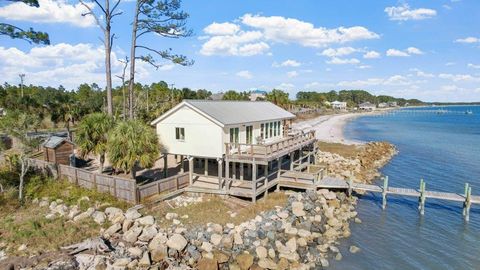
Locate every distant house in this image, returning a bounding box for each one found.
[388,101,398,107]
[43,136,74,165]
[331,101,347,111]
[359,102,376,111]
[249,89,267,101]
[378,102,388,108]
[209,93,224,101]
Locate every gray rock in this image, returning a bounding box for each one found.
[138,251,151,267]
[256,246,267,259]
[123,226,142,243]
[105,207,123,219]
[292,201,306,217]
[138,225,157,242]
[167,233,187,251]
[349,245,360,254]
[148,233,168,250]
[73,207,95,222]
[92,211,106,224]
[125,208,142,220]
[104,223,121,237]
[136,215,155,226]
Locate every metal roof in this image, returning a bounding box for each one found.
[43,136,72,148]
[185,100,295,125]
[151,100,295,126]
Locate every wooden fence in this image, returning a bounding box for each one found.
[137,172,189,201]
[27,158,190,204]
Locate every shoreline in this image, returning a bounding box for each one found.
[293,109,393,145]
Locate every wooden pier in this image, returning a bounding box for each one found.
[316,176,479,221]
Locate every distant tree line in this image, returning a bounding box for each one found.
[296,90,423,107]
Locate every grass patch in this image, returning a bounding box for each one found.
[317,141,364,159]
[24,176,131,211]
[0,174,131,256]
[149,192,288,228]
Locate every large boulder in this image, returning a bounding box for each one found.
[166,234,187,251]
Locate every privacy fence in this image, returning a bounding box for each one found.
[28,158,188,204]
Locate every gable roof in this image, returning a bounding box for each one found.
[43,136,72,148]
[151,100,295,127]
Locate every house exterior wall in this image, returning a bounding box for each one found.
[155,106,224,158]
[44,141,74,165]
[223,120,285,145]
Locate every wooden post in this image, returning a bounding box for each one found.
[264,163,269,198]
[232,162,236,179]
[204,158,208,176]
[225,159,230,179]
[276,157,281,192]
[348,178,353,197]
[240,163,244,180]
[463,183,472,221]
[188,156,194,186]
[382,176,388,210]
[419,179,426,215]
[180,155,184,173]
[252,158,257,203]
[312,143,317,165]
[217,158,223,190]
[163,154,168,178]
[290,152,294,170]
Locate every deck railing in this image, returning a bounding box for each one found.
[225,130,316,158]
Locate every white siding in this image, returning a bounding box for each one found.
[155,106,224,158]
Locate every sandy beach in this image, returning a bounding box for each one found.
[293,111,380,145]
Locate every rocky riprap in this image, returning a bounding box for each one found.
[5,189,358,270]
[316,142,397,183]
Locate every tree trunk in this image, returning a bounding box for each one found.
[105,0,113,115]
[18,156,28,201]
[122,81,126,120]
[131,167,136,179]
[99,154,105,173]
[128,1,140,120]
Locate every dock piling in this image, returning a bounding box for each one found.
[419,179,426,215]
[382,176,388,209]
[464,183,472,221]
[348,178,353,197]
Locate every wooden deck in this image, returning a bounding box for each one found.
[225,131,316,164]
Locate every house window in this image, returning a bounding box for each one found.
[265,123,269,139]
[230,127,239,144]
[246,125,253,144]
[273,122,277,136]
[278,121,281,136]
[269,122,273,138]
[260,123,265,139]
[175,127,185,141]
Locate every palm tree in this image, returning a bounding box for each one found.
[106,120,159,179]
[75,113,114,173]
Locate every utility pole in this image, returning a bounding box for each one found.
[19,74,25,98]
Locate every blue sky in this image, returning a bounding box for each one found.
[0,0,479,102]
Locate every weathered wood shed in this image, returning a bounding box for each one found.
[43,136,74,165]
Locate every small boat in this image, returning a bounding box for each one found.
[465,110,473,115]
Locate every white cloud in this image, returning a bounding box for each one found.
[326,57,360,65]
[273,59,301,67]
[0,0,95,27]
[203,22,240,36]
[385,4,437,21]
[414,69,435,78]
[275,82,295,90]
[201,14,378,56]
[0,43,137,88]
[320,47,358,57]
[358,65,371,69]
[455,37,479,43]
[304,82,335,89]
[236,70,253,79]
[468,63,480,69]
[386,49,410,57]
[287,71,298,78]
[445,62,456,66]
[386,47,423,57]
[337,75,413,88]
[200,30,269,56]
[363,51,380,59]
[406,47,424,55]
[438,73,480,82]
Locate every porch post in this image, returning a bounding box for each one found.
[247,164,252,179]
[240,163,244,180]
[290,152,294,170]
[188,156,194,186]
[264,163,269,198]
[252,158,257,203]
[163,154,168,178]
[232,162,236,179]
[217,158,223,189]
[276,157,281,192]
[225,159,230,180]
[204,158,208,176]
[299,146,303,163]
[180,155,184,173]
[312,143,317,165]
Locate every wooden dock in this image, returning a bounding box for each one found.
[316,176,479,221]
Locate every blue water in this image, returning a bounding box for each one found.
[331,106,480,270]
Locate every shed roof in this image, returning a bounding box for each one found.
[151,100,295,126]
[43,136,72,148]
